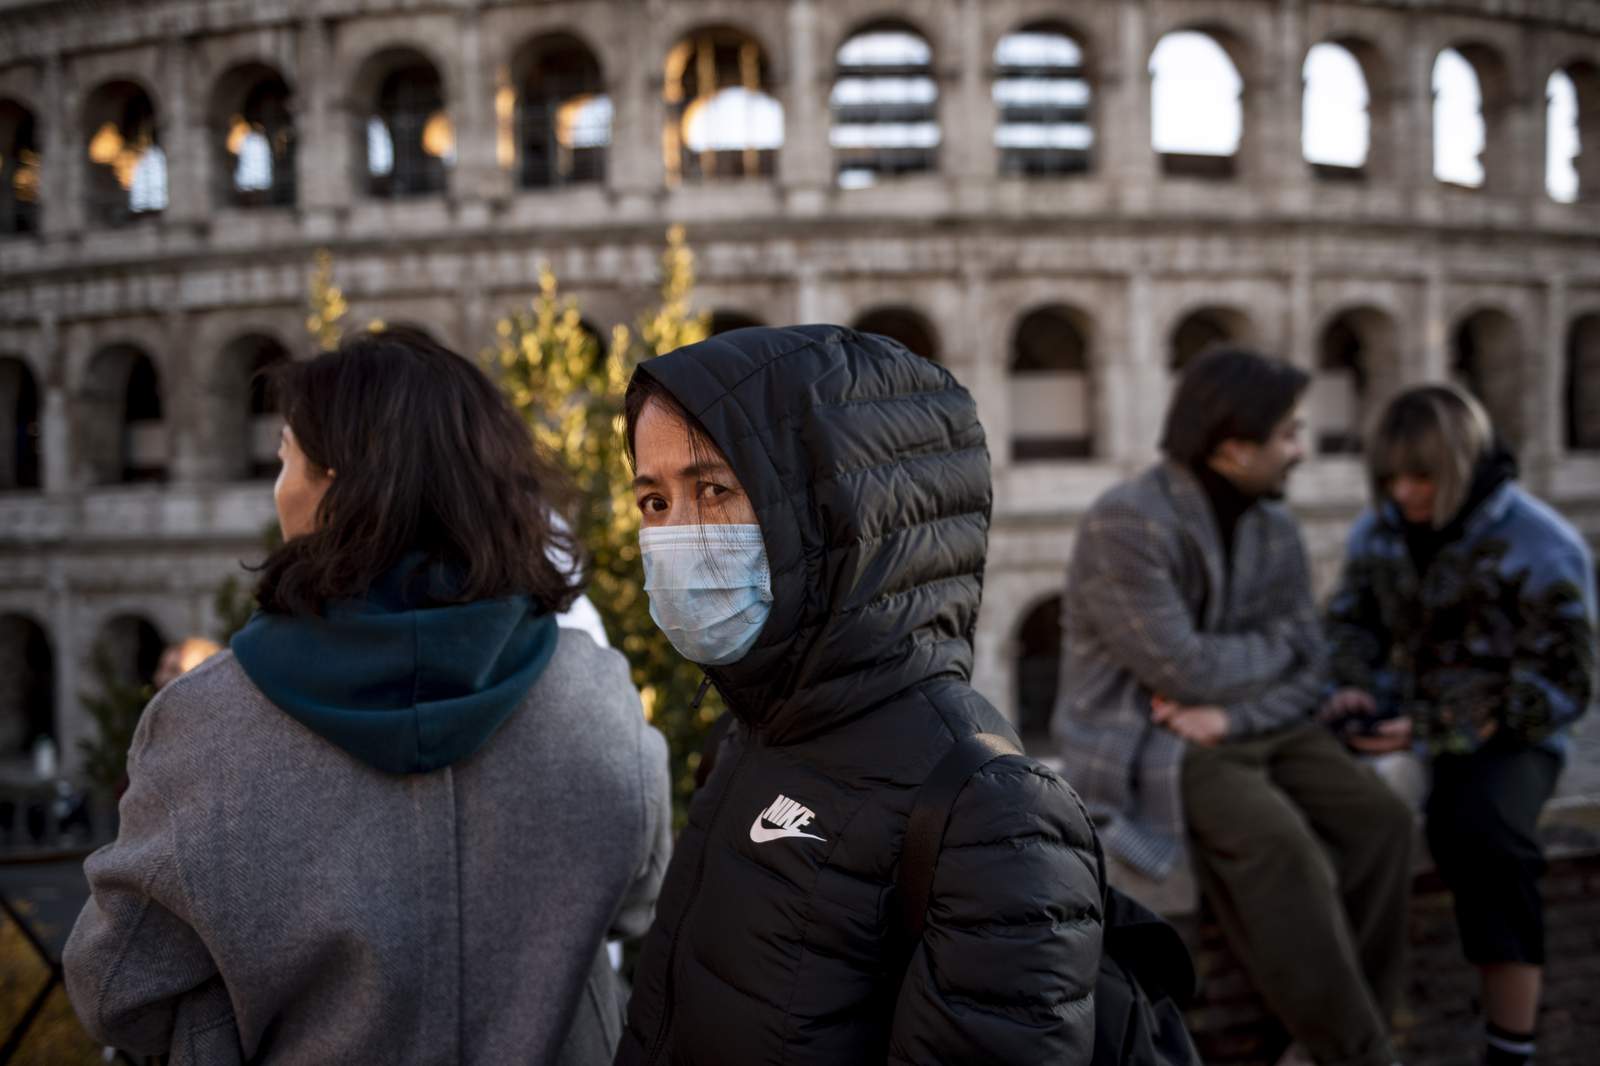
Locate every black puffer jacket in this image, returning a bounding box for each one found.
[616,326,1103,1066]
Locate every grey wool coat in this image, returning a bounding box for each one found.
[63,630,671,1066]
[1052,461,1328,879]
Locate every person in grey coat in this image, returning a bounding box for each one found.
[1053,348,1413,1066]
[63,326,672,1065]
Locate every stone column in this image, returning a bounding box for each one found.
[1103,0,1155,204]
[1528,277,1567,494]
[164,309,205,486]
[48,559,83,777]
[44,52,85,238]
[1112,271,1164,465]
[1403,35,1436,192]
[959,262,1006,466]
[1255,0,1306,189]
[162,36,203,228]
[778,0,828,212]
[298,16,348,231]
[452,9,499,218]
[1418,269,1448,382]
[608,7,663,217]
[949,0,994,207]
[38,315,70,495]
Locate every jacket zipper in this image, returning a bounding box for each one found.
[643,734,752,1063]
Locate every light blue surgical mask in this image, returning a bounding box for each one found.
[639,523,773,666]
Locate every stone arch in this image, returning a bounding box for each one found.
[1450,307,1525,449]
[209,61,297,208]
[1302,39,1386,181]
[1012,594,1062,745]
[83,78,166,225]
[0,613,54,760]
[1433,43,1514,191]
[664,25,782,185]
[1009,305,1094,460]
[994,21,1093,178]
[1312,306,1400,455]
[509,32,609,189]
[1546,61,1600,204]
[79,343,166,485]
[0,97,41,235]
[1149,26,1251,179]
[832,19,938,188]
[92,613,165,689]
[1168,305,1256,372]
[353,47,452,199]
[210,333,290,481]
[853,306,939,362]
[1566,313,1600,452]
[0,355,41,490]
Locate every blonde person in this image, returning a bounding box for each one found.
[65,327,671,1065]
[1325,384,1596,1066]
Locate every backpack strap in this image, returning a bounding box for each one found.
[897,732,1022,941]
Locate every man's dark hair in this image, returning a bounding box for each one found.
[1159,346,1310,464]
[253,326,582,616]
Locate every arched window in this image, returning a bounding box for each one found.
[1014,596,1062,745]
[0,356,40,490]
[832,24,938,188]
[708,311,764,335]
[1452,308,1523,448]
[1566,314,1600,451]
[1433,45,1512,191]
[511,35,609,188]
[358,50,451,198]
[664,28,782,184]
[0,99,40,235]
[853,307,938,361]
[212,64,296,208]
[1547,65,1600,204]
[94,614,165,689]
[0,614,54,761]
[1010,307,1093,460]
[1150,31,1243,178]
[994,25,1091,177]
[1169,306,1253,372]
[84,80,165,225]
[213,334,289,480]
[1313,308,1398,455]
[1303,42,1370,178]
[81,344,165,485]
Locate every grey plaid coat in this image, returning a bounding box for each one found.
[1051,461,1328,879]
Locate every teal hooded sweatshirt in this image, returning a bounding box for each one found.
[230,556,559,774]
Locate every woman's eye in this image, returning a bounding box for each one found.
[638,495,667,514]
[698,482,729,501]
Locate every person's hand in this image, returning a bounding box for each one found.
[1346,716,1413,754]
[1319,687,1376,723]
[1152,697,1229,747]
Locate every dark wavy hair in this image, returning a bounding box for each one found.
[1160,346,1310,464]
[253,326,583,616]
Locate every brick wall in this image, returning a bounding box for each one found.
[1176,851,1600,1065]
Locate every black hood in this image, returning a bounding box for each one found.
[634,324,991,744]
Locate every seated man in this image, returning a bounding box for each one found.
[1053,347,1413,1066]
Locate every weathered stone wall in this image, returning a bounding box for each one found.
[2,0,1600,787]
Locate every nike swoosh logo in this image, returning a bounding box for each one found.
[749,817,826,844]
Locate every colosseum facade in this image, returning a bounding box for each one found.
[2,0,1599,788]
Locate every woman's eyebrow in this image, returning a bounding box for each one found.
[632,462,735,491]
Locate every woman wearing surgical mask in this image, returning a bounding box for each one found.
[615,325,1104,1066]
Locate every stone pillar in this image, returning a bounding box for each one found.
[794,261,823,323]
[48,559,83,778]
[452,9,498,215]
[1403,36,1436,192]
[778,0,828,212]
[1287,251,1314,371]
[1256,0,1307,189]
[38,315,70,495]
[162,36,203,228]
[1419,270,1448,382]
[959,263,1006,466]
[609,8,663,216]
[1113,271,1164,465]
[165,309,205,485]
[298,16,348,228]
[1529,277,1568,494]
[43,52,84,238]
[949,0,994,207]
[1103,0,1155,202]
